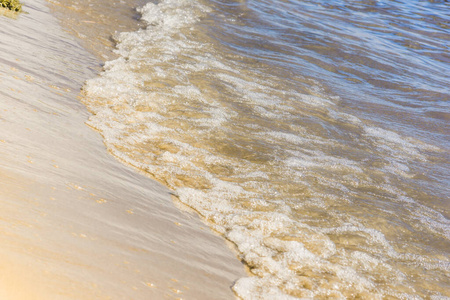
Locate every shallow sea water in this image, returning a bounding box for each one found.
[76,0,449,298]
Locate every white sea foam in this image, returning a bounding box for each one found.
[82,0,450,298]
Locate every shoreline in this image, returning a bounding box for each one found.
[0,1,246,299]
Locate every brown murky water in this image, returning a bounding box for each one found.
[53,0,449,298]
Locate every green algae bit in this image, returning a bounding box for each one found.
[0,0,22,12]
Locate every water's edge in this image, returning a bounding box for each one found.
[0,0,247,298]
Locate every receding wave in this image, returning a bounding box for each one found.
[82,0,449,298]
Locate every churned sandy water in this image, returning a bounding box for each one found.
[0,1,246,299]
[75,0,449,298]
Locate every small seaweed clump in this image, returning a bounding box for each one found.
[0,0,22,12]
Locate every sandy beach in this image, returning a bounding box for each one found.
[0,1,245,299]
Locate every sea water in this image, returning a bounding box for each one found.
[81,0,449,298]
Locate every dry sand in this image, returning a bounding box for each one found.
[0,1,246,299]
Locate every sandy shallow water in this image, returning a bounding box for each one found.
[0,1,245,299]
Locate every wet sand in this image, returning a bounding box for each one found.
[0,1,245,299]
